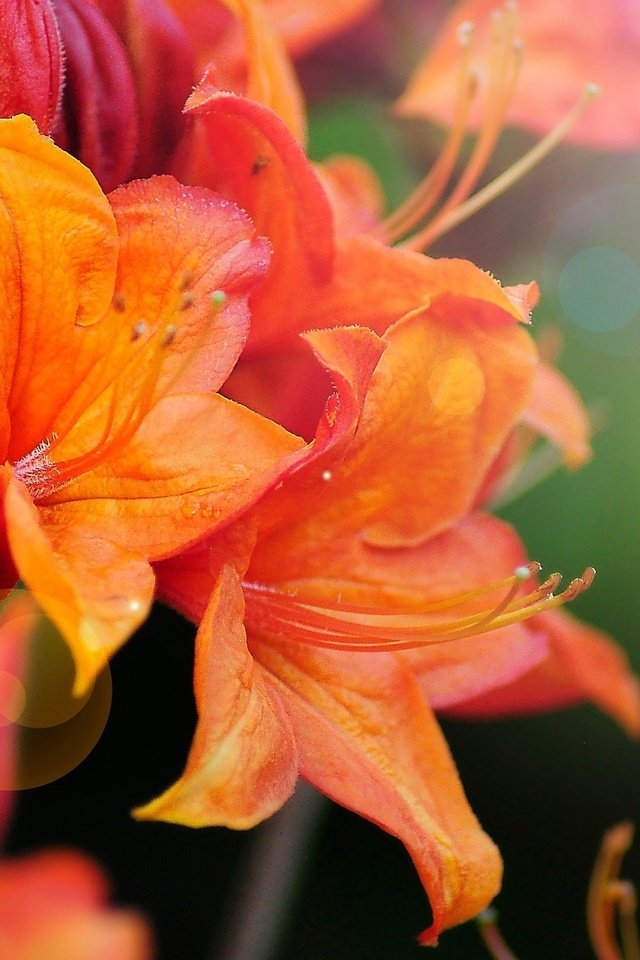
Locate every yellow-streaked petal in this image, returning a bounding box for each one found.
[135,564,298,828]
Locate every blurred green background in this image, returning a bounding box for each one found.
[8,8,640,960]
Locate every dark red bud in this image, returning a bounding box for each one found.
[51,0,138,190]
[96,0,195,178]
[0,0,64,133]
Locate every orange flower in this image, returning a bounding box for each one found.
[0,850,153,959]
[135,270,639,943]
[0,114,304,695]
[399,0,640,150]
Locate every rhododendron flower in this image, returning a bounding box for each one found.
[135,270,640,944]
[0,114,304,694]
[399,0,640,150]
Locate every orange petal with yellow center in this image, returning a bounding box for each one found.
[398,0,640,150]
[135,563,298,828]
[255,300,535,551]
[253,635,502,944]
[448,608,640,736]
[0,849,152,960]
[43,392,304,559]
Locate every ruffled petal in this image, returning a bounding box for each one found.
[182,82,334,342]
[255,302,535,550]
[4,471,154,695]
[106,176,272,395]
[135,564,298,828]
[254,636,502,944]
[449,608,640,736]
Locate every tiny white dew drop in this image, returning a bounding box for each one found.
[321,470,333,481]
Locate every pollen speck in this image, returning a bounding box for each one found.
[113,292,126,312]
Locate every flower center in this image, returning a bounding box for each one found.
[13,280,227,502]
[243,562,595,652]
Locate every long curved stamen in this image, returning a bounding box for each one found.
[243,564,595,652]
[588,822,640,960]
[14,282,227,501]
[381,1,523,247]
[378,20,478,244]
[381,2,599,252]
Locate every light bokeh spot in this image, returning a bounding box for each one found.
[428,356,485,417]
[558,246,640,333]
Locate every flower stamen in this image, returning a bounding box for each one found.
[243,563,595,652]
[382,2,599,251]
[588,822,640,960]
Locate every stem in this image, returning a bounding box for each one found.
[210,782,327,960]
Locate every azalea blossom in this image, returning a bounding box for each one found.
[0,114,306,695]
[135,273,640,943]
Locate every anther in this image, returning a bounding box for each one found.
[457,20,474,46]
[179,270,195,291]
[210,290,227,311]
[113,292,127,312]
[131,321,148,341]
[163,325,177,346]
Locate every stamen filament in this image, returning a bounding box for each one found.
[476,908,520,960]
[379,21,478,243]
[588,822,640,960]
[244,565,595,652]
[406,82,600,249]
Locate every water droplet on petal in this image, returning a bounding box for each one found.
[181,497,201,519]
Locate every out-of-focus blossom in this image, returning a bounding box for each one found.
[0,114,303,694]
[399,0,640,150]
[0,851,153,960]
[0,594,153,960]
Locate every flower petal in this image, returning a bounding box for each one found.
[254,637,502,944]
[250,512,547,709]
[135,564,298,828]
[107,175,272,394]
[522,360,592,468]
[449,609,640,736]
[256,301,536,550]
[98,0,195,177]
[51,0,138,190]
[182,84,335,347]
[4,471,154,695]
[45,392,305,561]
[0,115,118,462]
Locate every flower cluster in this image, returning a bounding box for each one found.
[0,0,638,954]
